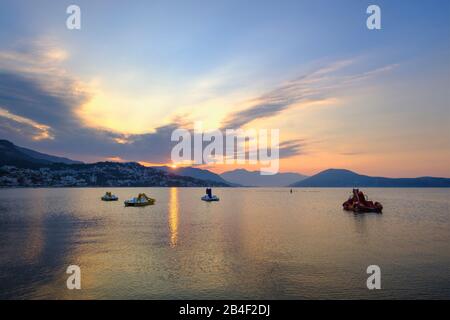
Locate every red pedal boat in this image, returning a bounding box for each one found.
[342,189,383,213]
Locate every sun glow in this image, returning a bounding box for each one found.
[76,90,174,134]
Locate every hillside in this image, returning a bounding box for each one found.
[221,169,308,187]
[0,162,230,187]
[152,166,229,185]
[290,169,450,187]
[0,139,82,167]
[0,139,230,187]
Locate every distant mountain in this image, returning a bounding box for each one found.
[221,169,308,187]
[152,166,230,185]
[0,139,82,167]
[290,169,450,187]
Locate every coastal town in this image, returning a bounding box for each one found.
[0,162,227,188]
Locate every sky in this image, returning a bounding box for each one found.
[0,0,449,177]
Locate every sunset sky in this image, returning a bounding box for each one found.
[0,0,449,177]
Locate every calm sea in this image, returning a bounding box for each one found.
[0,188,449,299]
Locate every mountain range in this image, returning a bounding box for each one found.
[221,169,308,187]
[290,169,450,188]
[1,139,449,187]
[152,165,230,185]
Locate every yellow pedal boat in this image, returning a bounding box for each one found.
[124,193,155,207]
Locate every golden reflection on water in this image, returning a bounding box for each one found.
[22,191,45,262]
[168,187,179,247]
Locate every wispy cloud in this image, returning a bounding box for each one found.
[279,139,306,158]
[0,107,53,140]
[221,60,398,129]
[339,151,365,156]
